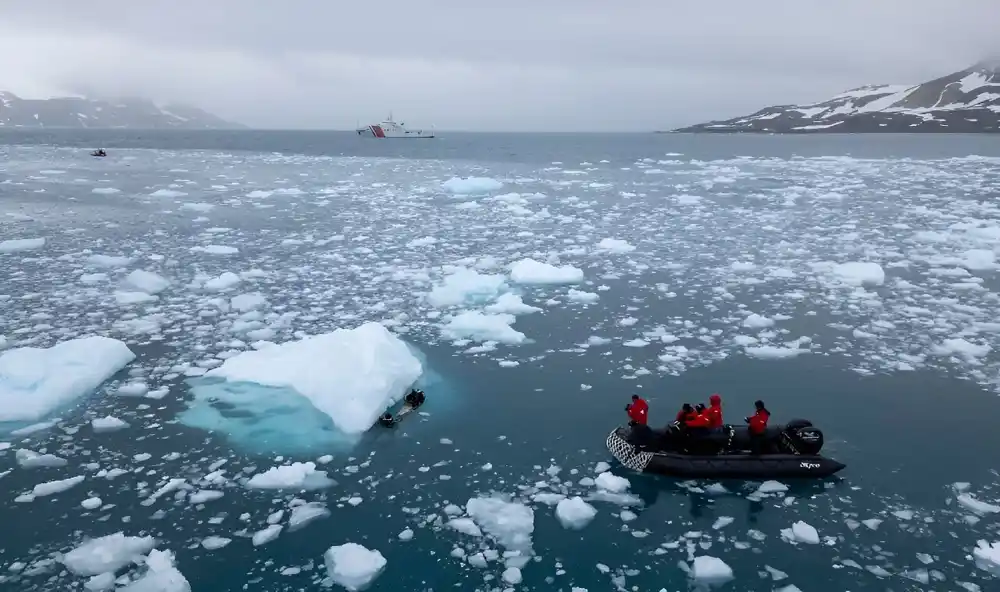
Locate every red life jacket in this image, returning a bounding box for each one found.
[705,394,723,428]
[685,413,711,428]
[748,409,770,434]
[628,398,648,425]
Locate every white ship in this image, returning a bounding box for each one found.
[356,112,435,138]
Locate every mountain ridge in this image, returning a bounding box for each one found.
[673,63,1000,134]
[0,91,244,130]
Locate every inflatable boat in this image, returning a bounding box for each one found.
[377,389,426,428]
[606,419,845,479]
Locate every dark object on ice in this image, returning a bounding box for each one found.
[605,418,844,479]
[377,389,426,428]
[90,149,107,157]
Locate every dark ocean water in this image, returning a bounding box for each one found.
[1,130,999,591]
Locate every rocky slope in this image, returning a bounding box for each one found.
[675,62,1000,133]
[0,92,243,129]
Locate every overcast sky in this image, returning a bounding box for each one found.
[0,1,997,131]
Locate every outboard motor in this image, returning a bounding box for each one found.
[781,421,824,455]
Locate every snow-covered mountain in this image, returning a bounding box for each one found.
[675,62,1000,133]
[0,92,244,129]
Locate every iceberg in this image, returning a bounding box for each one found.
[205,322,422,434]
[0,336,136,423]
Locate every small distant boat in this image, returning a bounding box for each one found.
[356,113,434,139]
[90,149,107,157]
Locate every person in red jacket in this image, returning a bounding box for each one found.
[745,400,770,434]
[705,394,723,429]
[745,400,770,453]
[626,394,648,425]
[675,403,695,423]
[685,404,711,428]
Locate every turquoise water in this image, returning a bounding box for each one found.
[1,131,999,590]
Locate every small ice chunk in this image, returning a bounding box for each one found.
[427,268,508,308]
[84,572,115,591]
[973,540,1000,575]
[188,490,224,504]
[252,524,282,546]
[484,293,542,315]
[246,462,335,490]
[324,543,387,591]
[447,518,483,537]
[203,272,242,292]
[596,238,636,254]
[690,556,734,584]
[31,475,85,497]
[743,314,774,329]
[61,532,156,576]
[782,521,820,544]
[16,449,68,468]
[397,528,414,541]
[595,472,630,493]
[957,494,1000,514]
[502,566,523,585]
[465,496,535,556]
[230,293,267,312]
[114,291,158,305]
[288,502,330,531]
[566,289,599,303]
[92,416,130,433]
[0,238,46,253]
[555,497,598,529]
[756,480,788,494]
[200,536,231,550]
[116,382,149,397]
[123,270,170,294]
[509,258,584,284]
[442,311,526,345]
[442,176,502,195]
[81,497,102,510]
[832,261,885,286]
[189,245,238,255]
[118,548,190,592]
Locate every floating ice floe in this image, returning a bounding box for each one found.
[206,322,422,434]
[324,543,387,591]
[596,238,636,253]
[509,258,584,284]
[555,496,598,529]
[0,336,135,423]
[690,556,734,585]
[61,532,156,576]
[91,416,130,433]
[0,237,46,253]
[245,462,335,490]
[465,496,535,569]
[122,270,170,294]
[441,176,503,195]
[441,311,527,344]
[427,268,508,308]
[118,549,190,592]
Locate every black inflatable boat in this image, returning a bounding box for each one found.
[377,389,426,428]
[606,419,845,479]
